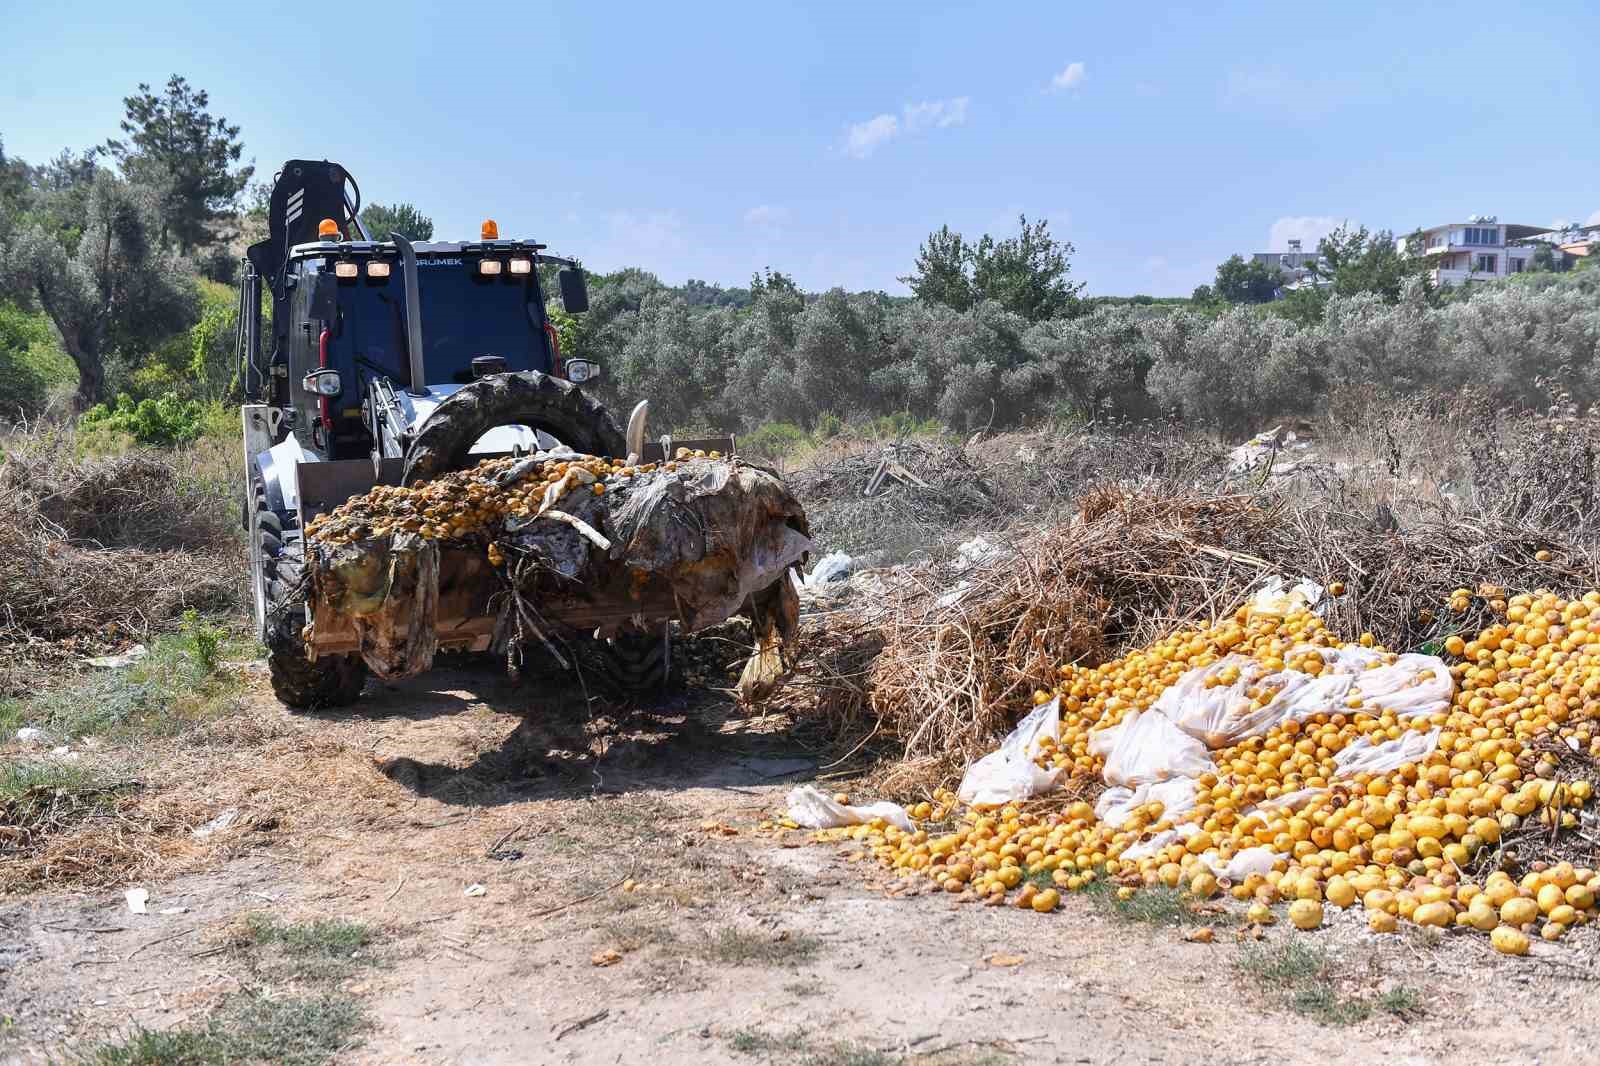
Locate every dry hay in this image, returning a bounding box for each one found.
[780,485,1600,798]
[0,429,242,693]
[0,779,211,892]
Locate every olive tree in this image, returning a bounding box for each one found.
[0,173,196,407]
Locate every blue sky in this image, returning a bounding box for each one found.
[4,0,1596,296]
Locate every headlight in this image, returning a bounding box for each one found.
[334,261,359,279]
[508,258,532,275]
[367,261,391,278]
[478,259,503,276]
[565,359,599,384]
[302,368,343,396]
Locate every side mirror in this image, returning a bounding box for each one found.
[558,266,589,313]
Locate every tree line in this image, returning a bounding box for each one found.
[3,73,1598,444]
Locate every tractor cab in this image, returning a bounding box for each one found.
[237,160,601,526]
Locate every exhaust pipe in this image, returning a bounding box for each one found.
[626,400,649,465]
[393,234,427,396]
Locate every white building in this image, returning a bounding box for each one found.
[1404,216,1550,286]
[1249,239,1331,294]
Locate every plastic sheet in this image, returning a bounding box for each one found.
[956,698,1066,806]
[1100,709,1214,788]
[785,785,915,833]
[1333,726,1443,778]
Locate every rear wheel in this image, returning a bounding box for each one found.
[249,472,368,709]
[401,371,625,484]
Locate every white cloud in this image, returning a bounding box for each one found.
[1267,215,1346,252]
[1050,62,1086,92]
[903,96,970,131]
[843,97,969,158]
[1586,209,1600,226]
[845,113,900,158]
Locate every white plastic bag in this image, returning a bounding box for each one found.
[1201,844,1281,881]
[785,785,914,833]
[806,552,854,588]
[1100,709,1214,788]
[1332,727,1441,779]
[1151,655,1352,749]
[1246,576,1325,618]
[957,698,1065,806]
[1349,653,1452,718]
[1094,777,1198,829]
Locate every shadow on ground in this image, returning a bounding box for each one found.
[339,654,819,808]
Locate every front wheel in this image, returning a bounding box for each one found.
[249,472,368,710]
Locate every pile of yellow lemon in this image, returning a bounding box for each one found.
[303,447,722,548]
[824,588,1600,954]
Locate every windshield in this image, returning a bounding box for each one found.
[320,258,550,388]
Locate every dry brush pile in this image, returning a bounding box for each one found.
[0,426,243,694]
[778,405,1600,795]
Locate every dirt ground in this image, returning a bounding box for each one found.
[5,664,1600,1066]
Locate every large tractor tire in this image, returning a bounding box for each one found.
[401,371,625,485]
[249,473,368,710]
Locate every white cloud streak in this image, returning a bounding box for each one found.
[1050,62,1086,91]
[843,97,969,158]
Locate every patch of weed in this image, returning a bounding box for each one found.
[1290,985,1372,1026]
[701,927,821,966]
[0,761,103,802]
[1237,939,1330,983]
[84,992,366,1066]
[240,915,377,982]
[1236,941,1407,1027]
[781,977,827,997]
[602,915,681,953]
[0,626,247,742]
[1379,986,1424,1016]
[243,914,375,957]
[725,1027,893,1066]
[1080,879,1207,927]
[725,1028,1008,1066]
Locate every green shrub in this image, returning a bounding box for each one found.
[0,302,74,420]
[741,421,808,460]
[813,411,844,439]
[81,392,208,446]
[870,412,943,440]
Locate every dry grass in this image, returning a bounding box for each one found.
[0,424,244,694]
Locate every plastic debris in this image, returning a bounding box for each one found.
[785,785,914,833]
[1246,577,1325,617]
[85,644,148,669]
[806,552,855,588]
[463,883,487,897]
[125,888,149,914]
[191,808,241,839]
[957,698,1065,806]
[954,536,1001,572]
